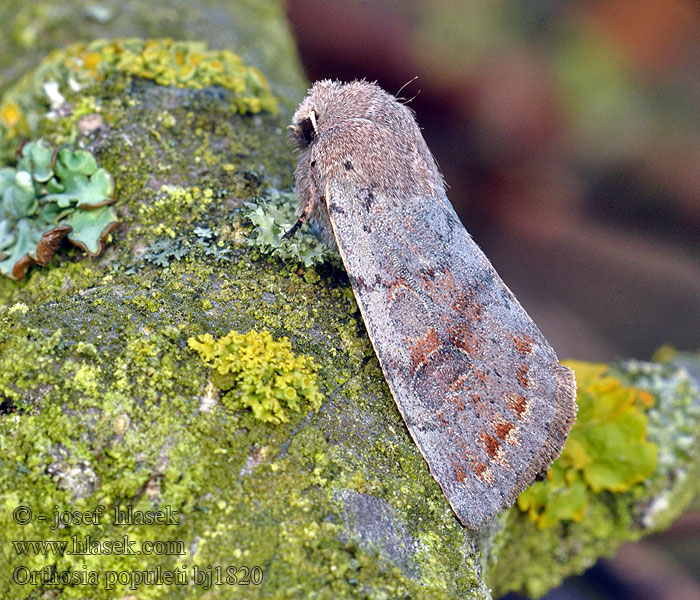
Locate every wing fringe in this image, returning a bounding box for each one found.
[500,364,577,512]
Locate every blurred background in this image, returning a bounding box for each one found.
[285,0,699,598]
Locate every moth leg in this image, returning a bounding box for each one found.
[283,199,311,239]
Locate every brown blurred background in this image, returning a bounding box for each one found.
[285,1,700,598]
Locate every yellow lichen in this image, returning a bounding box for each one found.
[517,361,658,528]
[137,185,215,228]
[188,329,323,424]
[0,101,22,127]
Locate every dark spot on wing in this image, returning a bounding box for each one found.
[347,274,368,292]
[348,273,384,293]
[362,189,375,212]
[329,202,346,216]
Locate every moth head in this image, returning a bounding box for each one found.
[288,108,319,150]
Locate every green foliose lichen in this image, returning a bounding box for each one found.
[0,139,117,279]
[517,361,658,528]
[243,187,340,268]
[0,38,277,157]
[188,328,323,424]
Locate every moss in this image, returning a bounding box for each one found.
[188,328,323,424]
[0,0,307,107]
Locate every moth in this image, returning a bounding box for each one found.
[286,80,576,530]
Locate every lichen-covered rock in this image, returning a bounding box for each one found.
[0,2,698,600]
[0,11,489,599]
[0,0,304,104]
[0,38,279,161]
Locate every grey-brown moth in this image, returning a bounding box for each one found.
[286,80,577,530]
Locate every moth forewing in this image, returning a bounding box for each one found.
[324,178,575,529]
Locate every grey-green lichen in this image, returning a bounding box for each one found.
[243,187,340,268]
[0,139,117,279]
[614,353,700,529]
[619,356,700,473]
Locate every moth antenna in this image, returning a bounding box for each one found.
[395,75,419,100]
[402,89,421,105]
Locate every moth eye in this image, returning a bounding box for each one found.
[298,110,318,147]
